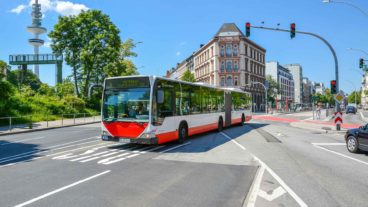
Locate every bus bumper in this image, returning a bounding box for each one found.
[101,135,158,145]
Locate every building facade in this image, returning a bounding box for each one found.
[266,61,294,103]
[302,77,312,106]
[167,23,266,111]
[284,64,303,104]
[315,82,325,95]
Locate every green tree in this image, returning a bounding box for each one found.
[0,60,8,80]
[49,10,122,97]
[7,69,42,91]
[266,75,279,103]
[181,70,195,82]
[55,79,75,98]
[348,90,361,105]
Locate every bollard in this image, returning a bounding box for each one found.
[73,114,76,125]
[46,114,49,128]
[84,113,86,123]
[61,114,64,126]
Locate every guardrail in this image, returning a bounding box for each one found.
[0,113,101,133]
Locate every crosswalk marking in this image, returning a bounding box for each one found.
[51,144,168,165]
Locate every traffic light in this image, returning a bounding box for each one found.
[246,22,251,37]
[360,58,364,69]
[331,80,337,94]
[290,23,296,39]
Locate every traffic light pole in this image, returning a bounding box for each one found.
[250,25,341,130]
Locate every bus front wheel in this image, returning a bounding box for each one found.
[178,123,188,144]
[218,118,223,132]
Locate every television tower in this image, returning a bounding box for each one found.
[27,0,47,77]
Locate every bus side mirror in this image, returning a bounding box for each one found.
[157,90,164,104]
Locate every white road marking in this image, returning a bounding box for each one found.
[47,143,116,157]
[246,165,265,207]
[313,144,368,166]
[14,170,111,207]
[220,132,307,207]
[97,152,130,164]
[69,151,114,162]
[0,136,45,146]
[258,187,287,201]
[312,143,345,146]
[102,153,140,165]
[79,151,121,163]
[139,146,165,154]
[159,142,191,153]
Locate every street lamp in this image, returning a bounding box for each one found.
[347,48,368,56]
[323,0,368,17]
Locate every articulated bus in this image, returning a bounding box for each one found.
[101,75,252,144]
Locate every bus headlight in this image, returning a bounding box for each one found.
[139,132,156,139]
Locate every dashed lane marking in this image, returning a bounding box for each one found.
[312,144,368,166]
[14,170,111,207]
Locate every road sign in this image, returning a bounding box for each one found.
[265,80,269,90]
[334,92,345,104]
[334,112,343,125]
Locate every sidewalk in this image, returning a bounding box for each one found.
[0,116,101,136]
[253,115,359,134]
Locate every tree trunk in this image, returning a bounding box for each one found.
[73,66,80,97]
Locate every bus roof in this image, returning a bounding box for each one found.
[104,75,251,95]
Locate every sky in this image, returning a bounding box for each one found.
[1,0,368,93]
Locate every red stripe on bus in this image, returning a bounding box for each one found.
[245,116,252,122]
[103,121,148,138]
[156,131,178,144]
[231,118,242,124]
[188,123,218,136]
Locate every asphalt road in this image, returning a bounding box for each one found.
[1,121,368,207]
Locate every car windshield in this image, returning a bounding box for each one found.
[103,88,150,122]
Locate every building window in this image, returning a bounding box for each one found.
[233,45,238,56]
[226,60,232,72]
[234,76,238,86]
[221,61,225,72]
[226,76,233,86]
[234,61,239,71]
[220,77,225,86]
[245,58,248,71]
[220,45,225,57]
[226,44,232,57]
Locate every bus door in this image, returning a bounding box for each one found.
[224,91,232,127]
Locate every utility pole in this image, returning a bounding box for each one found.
[248,24,341,130]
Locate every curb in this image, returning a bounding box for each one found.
[0,121,100,137]
[290,122,347,134]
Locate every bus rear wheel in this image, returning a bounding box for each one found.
[218,118,223,132]
[178,123,188,144]
[240,114,245,126]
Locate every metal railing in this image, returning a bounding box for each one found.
[0,113,101,133]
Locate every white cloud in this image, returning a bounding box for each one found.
[10,5,27,14]
[11,0,88,16]
[54,1,89,16]
[176,51,181,56]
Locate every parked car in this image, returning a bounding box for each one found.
[345,124,368,153]
[346,106,356,114]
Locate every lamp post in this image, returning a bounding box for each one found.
[323,0,368,17]
[347,48,368,56]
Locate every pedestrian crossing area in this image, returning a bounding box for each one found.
[51,144,166,165]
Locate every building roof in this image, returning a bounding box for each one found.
[214,23,244,37]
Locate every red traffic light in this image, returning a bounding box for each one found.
[246,22,250,28]
[331,80,336,85]
[290,23,296,29]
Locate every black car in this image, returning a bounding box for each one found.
[345,124,368,153]
[346,106,356,114]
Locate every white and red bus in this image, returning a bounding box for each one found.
[101,75,252,144]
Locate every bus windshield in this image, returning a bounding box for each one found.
[103,83,150,122]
